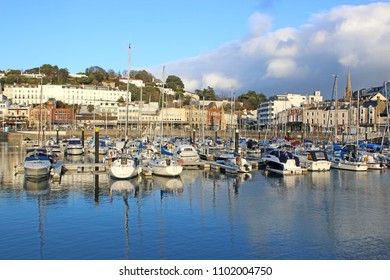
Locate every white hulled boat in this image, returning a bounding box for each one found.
[264,149,304,175]
[329,149,368,171]
[216,155,252,173]
[172,144,200,164]
[297,150,331,172]
[147,157,183,177]
[23,148,53,180]
[109,153,141,179]
[65,138,84,155]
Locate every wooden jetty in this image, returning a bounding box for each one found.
[181,161,210,170]
[62,163,108,173]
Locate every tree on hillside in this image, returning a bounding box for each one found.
[237,90,267,110]
[134,70,154,83]
[107,69,118,79]
[195,86,218,101]
[85,66,107,83]
[57,68,69,84]
[143,87,161,102]
[166,75,184,92]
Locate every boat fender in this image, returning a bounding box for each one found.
[236,156,241,165]
[178,159,184,165]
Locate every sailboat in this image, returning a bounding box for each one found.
[108,45,141,179]
[109,151,140,179]
[23,77,53,180]
[147,66,183,177]
[329,74,368,171]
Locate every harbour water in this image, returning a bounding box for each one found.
[1,142,390,260]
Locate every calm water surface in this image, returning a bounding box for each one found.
[1,143,390,260]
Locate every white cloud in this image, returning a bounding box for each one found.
[265,59,298,78]
[181,78,200,92]
[152,3,390,99]
[202,73,240,90]
[248,12,272,36]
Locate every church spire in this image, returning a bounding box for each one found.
[344,68,352,100]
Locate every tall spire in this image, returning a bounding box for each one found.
[344,68,352,101]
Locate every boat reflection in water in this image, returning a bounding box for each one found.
[22,176,50,259]
[23,177,50,194]
[65,154,84,163]
[109,177,138,201]
[152,175,184,197]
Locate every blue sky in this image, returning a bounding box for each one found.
[1,0,387,99]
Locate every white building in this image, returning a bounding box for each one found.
[5,84,126,107]
[119,78,145,88]
[258,91,323,129]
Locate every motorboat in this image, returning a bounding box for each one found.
[23,148,53,180]
[196,145,223,161]
[361,152,386,170]
[296,150,331,172]
[264,149,304,175]
[172,144,200,164]
[65,138,84,155]
[216,155,252,173]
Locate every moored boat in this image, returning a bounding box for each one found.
[109,153,140,179]
[297,150,331,172]
[147,157,183,177]
[264,149,304,175]
[65,138,84,155]
[172,144,200,164]
[23,148,53,180]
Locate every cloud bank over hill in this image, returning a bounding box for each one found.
[151,2,390,99]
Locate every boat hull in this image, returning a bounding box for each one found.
[148,158,183,177]
[330,159,368,171]
[24,161,51,179]
[109,160,139,179]
[265,157,304,175]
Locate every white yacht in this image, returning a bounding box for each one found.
[23,148,53,180]
[64,138,84,155]
[147,157,183,177]
[172,144,200,164]
[109,153,141,179]
[297,150,331,172]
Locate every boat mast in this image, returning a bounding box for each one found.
[160,66,166,141]
[39,75,43,145]
[334,74,338,144]
[137,85,143,139]
[202,95,205,144]
[125,44,131,141]
[380,81,389,151]
[356,87,360,147]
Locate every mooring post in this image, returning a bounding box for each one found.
[214,130,218,146]
[95,128,99,170]
[94,174,99,206]
[192,129,195,145]
[81,128,85,148]
[56,128,59,144]
[235,129,239,154]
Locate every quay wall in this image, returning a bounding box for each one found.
[2,129,386,146]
